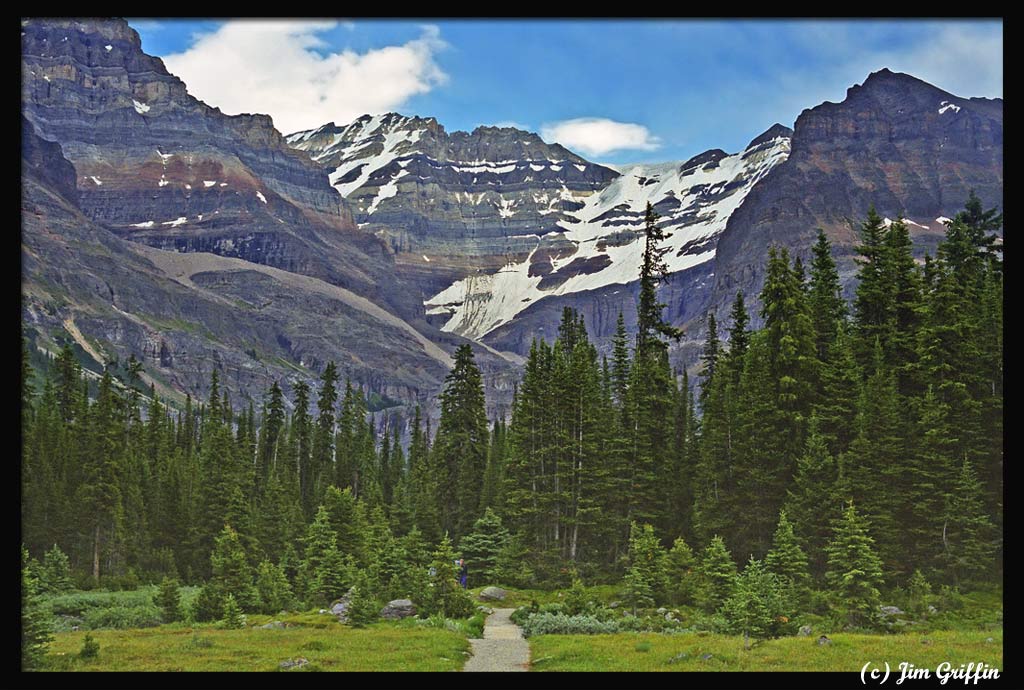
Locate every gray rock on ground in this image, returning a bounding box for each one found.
[380,599,417,620]
[331,588,356,622]
[798,625,813,636]
[479,586,508,601]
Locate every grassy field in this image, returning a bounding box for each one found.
[528,629,1003,672]
[44,614,470,672]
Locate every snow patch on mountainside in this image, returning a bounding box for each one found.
[426,136,791,339]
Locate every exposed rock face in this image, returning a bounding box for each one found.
[21,18,419,322]
[429,129,790,345]
[21,117,451,412]
[288,113,619,299]
[289,113,789,359]
[20,18,531,423]
[711,68,1003,323]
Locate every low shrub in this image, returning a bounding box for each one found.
[83,604,162,630]
[520,612,621,637]
[466,612,486,639]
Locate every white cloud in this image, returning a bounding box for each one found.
[540,118,661,157]
[162,21,447,135]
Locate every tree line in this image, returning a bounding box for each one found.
[21,192,1001,613]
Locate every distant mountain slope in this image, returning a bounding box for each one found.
[287,113,619,298]
[289,114,790,349]
[711,68,1003,322]
[20,19,526,416]
[22,116,453,409]
[427,127,791,340]
[21,18,419,323]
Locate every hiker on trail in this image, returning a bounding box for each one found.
[459,559,468,588]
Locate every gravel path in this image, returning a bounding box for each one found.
[463,608,530,672]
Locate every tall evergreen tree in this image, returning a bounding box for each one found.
[433,345,489,539]
[783,419,840,579]
[699,312,720,405]
[310,362,340,514]
[725,292,750,381]
[808,229,847,361]
[942,460,997,586]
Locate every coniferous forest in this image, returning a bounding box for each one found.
[22,194,1002,667]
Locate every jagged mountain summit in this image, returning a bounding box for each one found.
[22,17,1002,411]
[425,126,791,340]
[711,68,1003,321]
[288,114,791,345]
[21,18,522,416]
[287,113,620,299]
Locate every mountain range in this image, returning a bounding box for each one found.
[21,18,1003,422]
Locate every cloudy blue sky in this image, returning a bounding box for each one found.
[129,19,1003,165]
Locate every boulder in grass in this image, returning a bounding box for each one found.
[479,586,507,601]
[330,588,355,622]
[380,599,417,620]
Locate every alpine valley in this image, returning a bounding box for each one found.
[20,18,1003,675]
[22,18,1002,419]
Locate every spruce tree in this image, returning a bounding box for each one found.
[433,345,489,539]
[699,312,720,405]
[626,203,682,529]
[21,545,52,671]
[808,229,847,360]
[623,522,669,613]
[210,524,258,611]
[255,560,293,614]
[825,502,885,628]
[841,343,904,575]
[764,511,811,604]
[290,380,313,520]
[853,206,891,372]
[322,485,368,564]
[459,508,510,587]
[611,312,631,408]
[220,594,245,629]
[426,534,474,618]
[942,460,997,586]
[155,576,182,622]
[725,292,750,382]
[345,570,380,627]
[256,382,286,493]
[720,558,787,648]
[698,536,737,613]
[38,544,73,594]
[783,420,840,579]
[666,536,699,606]
[299,506,353,605]
[309,362,339,514]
